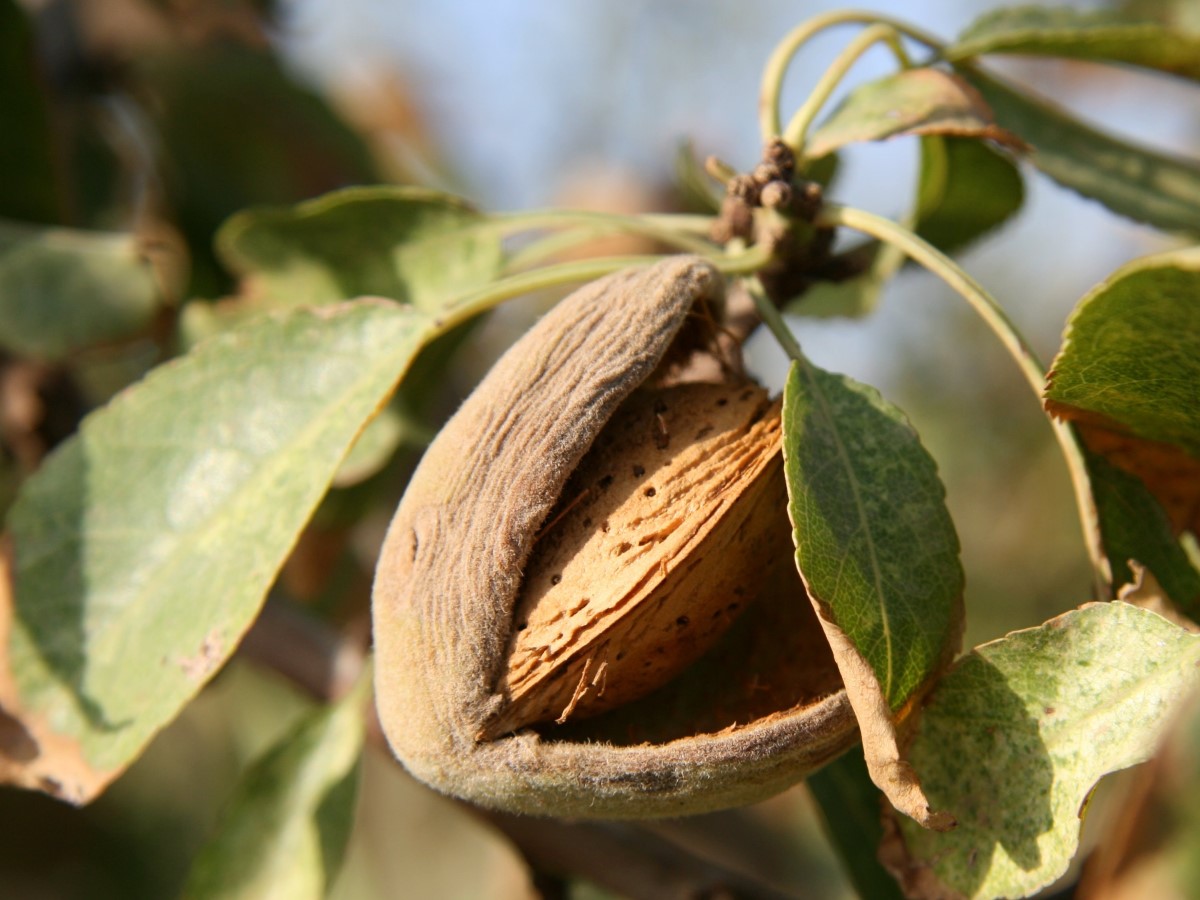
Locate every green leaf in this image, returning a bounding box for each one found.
[958,66,1200,234]
[805,68,1019,160]
[885,602,1200,899]
[787,269,885,318]
[0,220,161,360]
[1046,246,1200,456]
[782,361,963,709]
[807,749,906,900]
[790,138,1022,319]
[673,140,722,214]
[948,6,1200,81]
[1,300,433,803]
[216,186,505,312]
[182,668,370,900]
[915,137,1025,255]
[1087,451,1200,617]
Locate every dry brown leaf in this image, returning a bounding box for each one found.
[1045,407,1200,538]
[0,535,116,803]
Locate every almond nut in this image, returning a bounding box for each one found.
[372,256,855,818]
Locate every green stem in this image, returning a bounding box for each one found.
[783,23,911,154]
[818,202,1108,591]
[490,209,718,255]
[758,10,946,143]
[746,277,804,362]
[444,243,774,332]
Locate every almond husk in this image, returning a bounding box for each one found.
[372,256,856,818]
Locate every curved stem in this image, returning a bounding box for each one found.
[783,23,911,155]
[490,209,718,256]
[444,243,775,332]
[818,203,1107,590]
[758,10,946,142]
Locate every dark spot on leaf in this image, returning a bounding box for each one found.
[632,464,645,477]
[600,521,610,532]
[716,397,728,406]
[598,474,614,489]
[676,616,690,627]
[615,651,626,661]
[727,602,740,612]
[550,574,562,585]
[644,487,656,497]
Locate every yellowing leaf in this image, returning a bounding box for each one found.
[783,361,963,828]
[1046,246,1200,537]
[805,68,1022,160]
[1,301,433,803]
[883,602,1200,899]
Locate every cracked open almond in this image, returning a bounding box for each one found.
[372,256,856,818]
[481,381,787,738]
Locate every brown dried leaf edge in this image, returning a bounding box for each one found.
[372,256,856,819]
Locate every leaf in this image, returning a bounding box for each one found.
[1046,247,1200,455]
[216,186,505,313]
[915,137,1025,255]
[958,66,1200,234]
[1087,451,1200,619]
[182,668,370,900]
[0,220,161,360]
[783,362,963,707]
[881,602,1200,899]
[1045,247,1200,535]
[804,68,1022,160]
[673,140,722,213]
[0,300,434,803]
[790,137,1023,319]
[788,269,885,318]
[807,748,906,900]
[783,360,963,827]
[948,6,1200,81]
[0,0,60,223]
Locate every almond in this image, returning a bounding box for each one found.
[372,257,855,818]
[483,380,787,737]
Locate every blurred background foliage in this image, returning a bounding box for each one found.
[0,0,1195,897]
